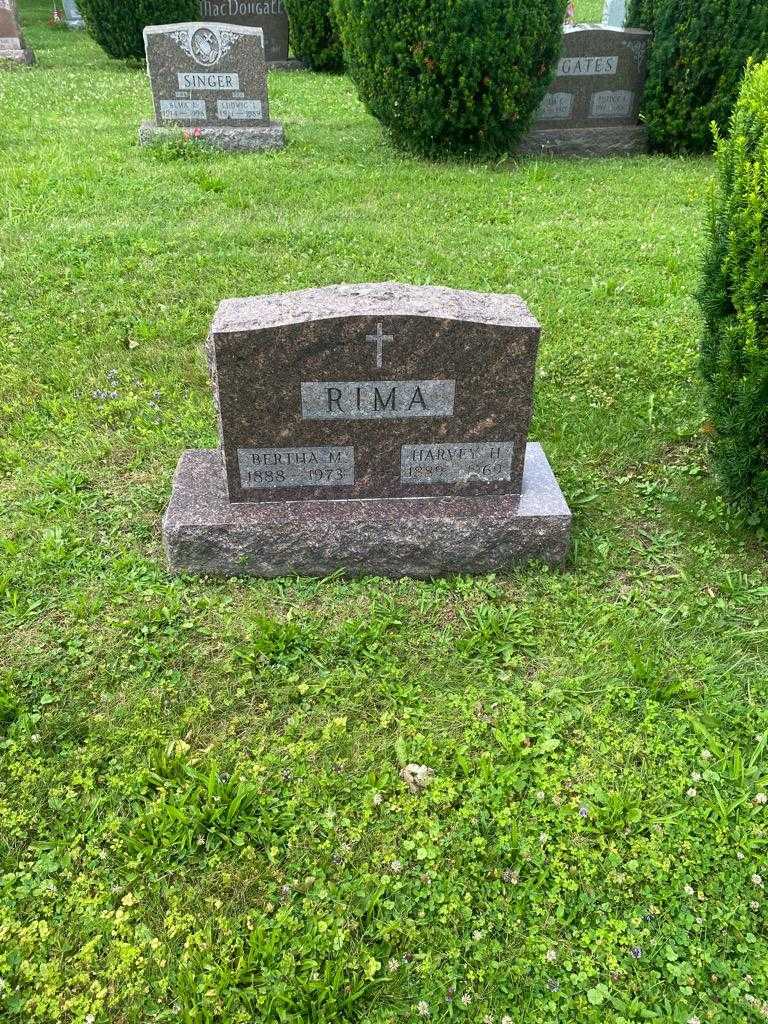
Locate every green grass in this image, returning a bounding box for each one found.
[1,3,767,1023]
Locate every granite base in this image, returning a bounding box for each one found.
[163,442,572,579]
[0,47,34,64]
[518,125,648,157]
[138,121,285,153]
[268,59,306,71]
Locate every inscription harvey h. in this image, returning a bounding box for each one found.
[301,380,456,420]
[401,442,514,485]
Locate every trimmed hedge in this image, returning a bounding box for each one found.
[287,0,343,71]
[333,0,566,158]
[628,0,768,153]
[626,0,654,28]
[79,0,198,60]
[698,60,768,528]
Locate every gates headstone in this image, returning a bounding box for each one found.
[163,283,571,578]
[198,0,301,68]
[139,22,284,152]
[0,0,35,64]
[520,24,650,156]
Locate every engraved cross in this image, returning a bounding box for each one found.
[365,322,393,369]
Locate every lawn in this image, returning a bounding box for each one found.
[1,3,767,1023]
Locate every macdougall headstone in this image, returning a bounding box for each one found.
[198,0,299,68]
[62,0,85,29]
[163,283,571,578]
[520,24,650,156]
[0,0,35,64]
[139,22,284,152]
[602,0,626,27]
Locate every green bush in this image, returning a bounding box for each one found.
[287,0,343,70]
[698,59,768,528]
[78,0,198,60]
[626,0,655,28]
[628,0,768,153]
[333,0,566,158]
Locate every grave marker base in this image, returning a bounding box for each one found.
[268,58,305,71]
[139,120,285,152]
[0,45,34,63]
[518,124,648,157]
[163,443,572,578]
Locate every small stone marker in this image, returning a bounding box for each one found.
[62,0,85,29]
[520,24,650,156]
[0,0,35,64]
[163,283,571,578]
[602,0,626,28]
[139,22,284,153]
[198,0,301,68]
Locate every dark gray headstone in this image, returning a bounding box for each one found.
[198,0,289,63]
[520,24,650,156]
[537,25,648,129]
[0,0,34,64]
[207,283,540,504]
[144,22,269,128]
[162,284,572,577]
[140,21,285,151]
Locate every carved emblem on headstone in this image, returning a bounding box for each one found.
[622,38,647,71]
[169,25,244,65]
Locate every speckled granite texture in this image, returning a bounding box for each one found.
[139,121,285,151]
[518,125,648,157]
[207,283,541,504]
[163,442,572,579]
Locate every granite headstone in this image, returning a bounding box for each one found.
[163,283,571,578]
[198,0,298,67]
[520,24,650,156]
[62,0,85,29]
[0,0,35,64]
[602,0,626,28]
[139,21,284,152]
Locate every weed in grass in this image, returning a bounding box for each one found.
[456,603,538,667]
[126,752,291,869]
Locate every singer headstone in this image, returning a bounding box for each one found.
[139,21,285,152]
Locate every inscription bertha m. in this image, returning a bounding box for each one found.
[301,380,455,420]
[237,446,354,487]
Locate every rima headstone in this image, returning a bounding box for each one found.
[139,22,284,152]
[163,283,572,578]
[198,0,300,68]
[0,0,35,64]
[62,0,85,30]
[519,24,650,156]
